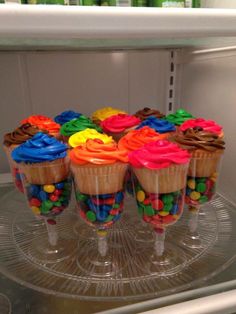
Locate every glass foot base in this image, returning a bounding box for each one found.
[134,244,187,276]
[76,245,125,278]
[28,237,77,264]
[181,230,204,249]
[0,294,11,314]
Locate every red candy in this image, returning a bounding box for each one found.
[162,215,175,224]
[50,194,59,202]
[143,215,152,223]
[54,189,62,196]
[110,209,120,215]
[47,219,56,225]
[29,198,41,207]
[143,199,151,205]
[92,197,115,206]
[151,199,164,210]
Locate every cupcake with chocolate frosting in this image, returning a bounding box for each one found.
[134,107,165,121]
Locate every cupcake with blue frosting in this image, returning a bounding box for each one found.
[136,116,175,138]
[54,110,82,126]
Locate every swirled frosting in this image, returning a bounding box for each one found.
[128,140,190,170]
[180,118,222,135]
[101,114,141,133]
[92,107,126,123]
[118,126,166,152]
[171,128,225,152]
[69,128,114,148]
[165,109,194,126]
[136,116,175,134]
[135,107,165,120]
[11,132,67,163]
[54,110,82,125]
[70,139,128,165]
[21,115,60,134]
[3,123,42,147]
[60,115,102,136]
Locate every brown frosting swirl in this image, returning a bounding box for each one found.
[171,128,225,152]
[3,123,42,147]
[135,107,165,121]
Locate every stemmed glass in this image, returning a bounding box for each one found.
[0,294,11,314]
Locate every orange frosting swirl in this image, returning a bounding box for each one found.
[118,126,166,152]
[21,115,60,134]
[70,139,128,165]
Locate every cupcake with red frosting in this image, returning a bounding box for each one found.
[180,118,223,138]
[101,113,141,141]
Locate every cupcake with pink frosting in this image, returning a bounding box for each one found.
[101,113,141,141]
[180,118,223,138]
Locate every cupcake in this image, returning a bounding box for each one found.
[70,139,128,227]
[180,118,223,138]
[54,110,82,125]
[101,113,141,141]
[69,128,114,148]
[136,116,175,138]
[60,115,102,143]
[11,132,71,218]
[21,115,60,139]
[165,109,194,126]
[134,107,165,121]
[91,107,126,126]
[3,123,43,192]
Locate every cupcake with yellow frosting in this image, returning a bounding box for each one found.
[91,107,127,126]
[68,128,114,148]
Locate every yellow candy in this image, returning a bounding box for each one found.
[190,191,201,201]
[159,211,169,217]
[92,107,126,122]
[43,185,55,193]
[31,206,40,215]
[69,128,113,148]
[189,206,198,212]
[172,215,179,220]
[187,179,196,190]
[137,190,145,202]
[210,172,218,183]
[97,230,107,237]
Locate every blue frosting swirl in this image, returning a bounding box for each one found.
[54,110,82,125]
[11,132,67,163]
[136,116,175,133]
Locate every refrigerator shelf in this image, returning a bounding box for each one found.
[0,188,236,301]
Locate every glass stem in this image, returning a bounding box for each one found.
[97,230,108,257]
[188,207,200,234]
[46,219,58,247]
[154,228,166,257]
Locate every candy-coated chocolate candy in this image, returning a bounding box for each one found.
[104,198,115,205]
[190,191,201,201]
[59,196,65,203]
[115,191,124,203]
[50,194,59,202]
[151,199,163,210]
[199,195,208,203]
[62,190,70,196]
[100,204,112,212]
[86,211,96,222]
[187,179,196,190]
[144,205,155,216]
[47,219,56,225]
[105,215,114,222]
[96,211,109,222]
[29,185,40,197]
[43,185,55,193]
[113,203,120,209]
[163,215,175,224]
[39,190,48,201]
[143,215,152,223]
[152,214,162,221]
[29,198,41,207]
[170,204,179,215]
[76,192,88,202]
[31,206,40,215]
[149,193,158,200]
[87,199,97,212]
[99,193,113,199]
[109,209,119,215]
[163,203,172,212]
[80,210,86,220]
[196,182,206,193]
[15,173,21,180]
[41,200,53,213]
[137,190,145,202]
[138,206,143,216]
[161,194,174,204]
[196,177,206,183]
[54,189,62,196]
[186,188,192,196]
[55,182,64,189]
[210,172,218,182]
[159,211,169,217]
[54,201,62,207]
[143,199,151,205]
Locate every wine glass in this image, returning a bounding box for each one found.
[0,294,11,314]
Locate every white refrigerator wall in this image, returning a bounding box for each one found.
[180,52,236,203]
[0,50,169,173]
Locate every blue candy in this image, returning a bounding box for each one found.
[96,211,109,222]
[28,184,40,197]
[98,193,113,199]
[100,204,112,212]
[186,188,192,196]
[87,199,98,212]
[55,182,64,189]
[113,213,121,222]
[39,190,48,201]
[170,204,179,215]
[115,191,124,203]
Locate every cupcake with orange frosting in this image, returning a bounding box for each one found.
[180,118,223,138]
[68,128,113,148]
[101,113,141,141]
[91,107,126,126]
[134,107,165,121]
[21,115,60,139]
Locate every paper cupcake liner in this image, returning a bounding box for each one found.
[71,162,128,195]
[132,163,189,194]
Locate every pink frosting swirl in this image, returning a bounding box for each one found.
[101,114,141,133]
[128,140,191,170]
[180,118,222,135]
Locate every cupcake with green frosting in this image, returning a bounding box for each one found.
[165,109,194,127]
[60,115,102,143]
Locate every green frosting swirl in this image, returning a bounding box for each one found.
[165,109,194,126]
[60,115,102,136]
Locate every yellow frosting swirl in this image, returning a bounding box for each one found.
[68,128,114,148]
[92,107,126,122]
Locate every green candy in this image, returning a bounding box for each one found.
[54,201,62,207]
[59,196,65,202]
[105,215,114,222]
[199,195,208,204]
[76,192,88,202]
[138,206,144,216]
[163,203,172,212]
[196,177,206,183]
[162,194,174,204]
[196,183,206,193]
[144,205,155,216]
[41,200,53,213]
[113,203,120,209]
[62,190,70,196]
[86,211,96,222]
